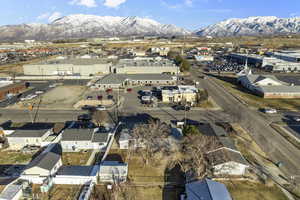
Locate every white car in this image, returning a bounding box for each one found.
[96,105,106,111]
[263,108,277,114]
[293,116,300,122]
[35,91,44,94]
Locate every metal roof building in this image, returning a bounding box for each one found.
[185,179,232,200]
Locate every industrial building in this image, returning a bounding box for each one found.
[23,58,112,77]
[92,73,176,90]
[271,50,300,63]
[263,57,300,72]
[228,53,264,67]
[112,58,179,74]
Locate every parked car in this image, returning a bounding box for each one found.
[86,96,93,100]
[81,105,94,110]
[96,105,106,111]
[107,95,113,100]
[260,108,277,114]
[172,105,191,111]
[78,114,92,121]
[292,116,300,122]
[35,90,44,94]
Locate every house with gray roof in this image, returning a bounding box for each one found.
[61,128,111,152]
[206,147,249,176]
[22,151,62,184]
[237,70,300,98]
[92,73,176,90]
[6,129,52,150]
[185,179,232,200]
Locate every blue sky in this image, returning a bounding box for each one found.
[1,0,300,30]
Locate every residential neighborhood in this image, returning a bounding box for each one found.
[0,7,300,200]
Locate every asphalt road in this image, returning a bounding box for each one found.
[0,109,87,123]
[191,68,300,178]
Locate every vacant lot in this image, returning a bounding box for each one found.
[62,151,92,165]
[40,85,87,109]
[0,150,34,164]
[224,181,288,200]
[214,75,300,111]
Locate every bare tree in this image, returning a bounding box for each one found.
[131,119,172,166]
[93,111,110,126]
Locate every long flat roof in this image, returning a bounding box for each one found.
[33,58,111,65]
[96,73,174,85]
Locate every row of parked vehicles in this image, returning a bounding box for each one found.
[206,62,245,73]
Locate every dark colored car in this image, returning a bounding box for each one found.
[107,95,113,100]
[172,105,191,111]
[78,114,92,121]
[81,105,94,110]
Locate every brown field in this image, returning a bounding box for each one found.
[223,181,289,200]
[62,151,92,165]
[0,150,34,164]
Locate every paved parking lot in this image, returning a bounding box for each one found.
[284,125,300,140]
[0,82,54,108]
[276,75,300,86]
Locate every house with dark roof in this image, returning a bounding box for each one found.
[185,179,232,200]
[206,147,249,176]
[61,128,111,152]
[6,129,52,150]
[22,150,62,184]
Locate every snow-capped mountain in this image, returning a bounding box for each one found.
[196,16,300,37]
[0,14,190,41]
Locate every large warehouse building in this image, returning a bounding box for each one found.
[112,58,179,75]
[23,58,112,76]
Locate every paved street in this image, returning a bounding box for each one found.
[190,68,300,179]
[0,109,87,123]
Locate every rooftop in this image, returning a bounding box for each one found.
[56,166,96,176]
[207,147,248,166]
[96,73,174,85]
[7,129,50,138]
[62,129,94,141]
[26,151,61,171]
[185,179,232,200]
[116,58,176,68]
[33,58,111,65]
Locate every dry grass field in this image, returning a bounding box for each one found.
[62,151,92,165]
[224,181,289,200]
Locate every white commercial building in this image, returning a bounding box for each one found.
[161,85,198,104]
[113,58,179,75]
[23,58,112,77]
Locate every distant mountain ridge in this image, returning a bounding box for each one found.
[195,16,300,37]
[0,14,190,41]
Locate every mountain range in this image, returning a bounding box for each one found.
[0,15,300,41]
[0,14,189,41]
[196,16,300,37]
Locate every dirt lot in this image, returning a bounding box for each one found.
[62,151,92,165]
[223,181,289,200]
[0,150,34,164]
[32,185,81,200]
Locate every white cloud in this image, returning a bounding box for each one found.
[70,0,97,8]
[37,13,50,20]
[185,0,193,7]
[48,12,62,22]
[103,0,127,8]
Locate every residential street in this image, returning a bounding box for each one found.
[190,68,300,179]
